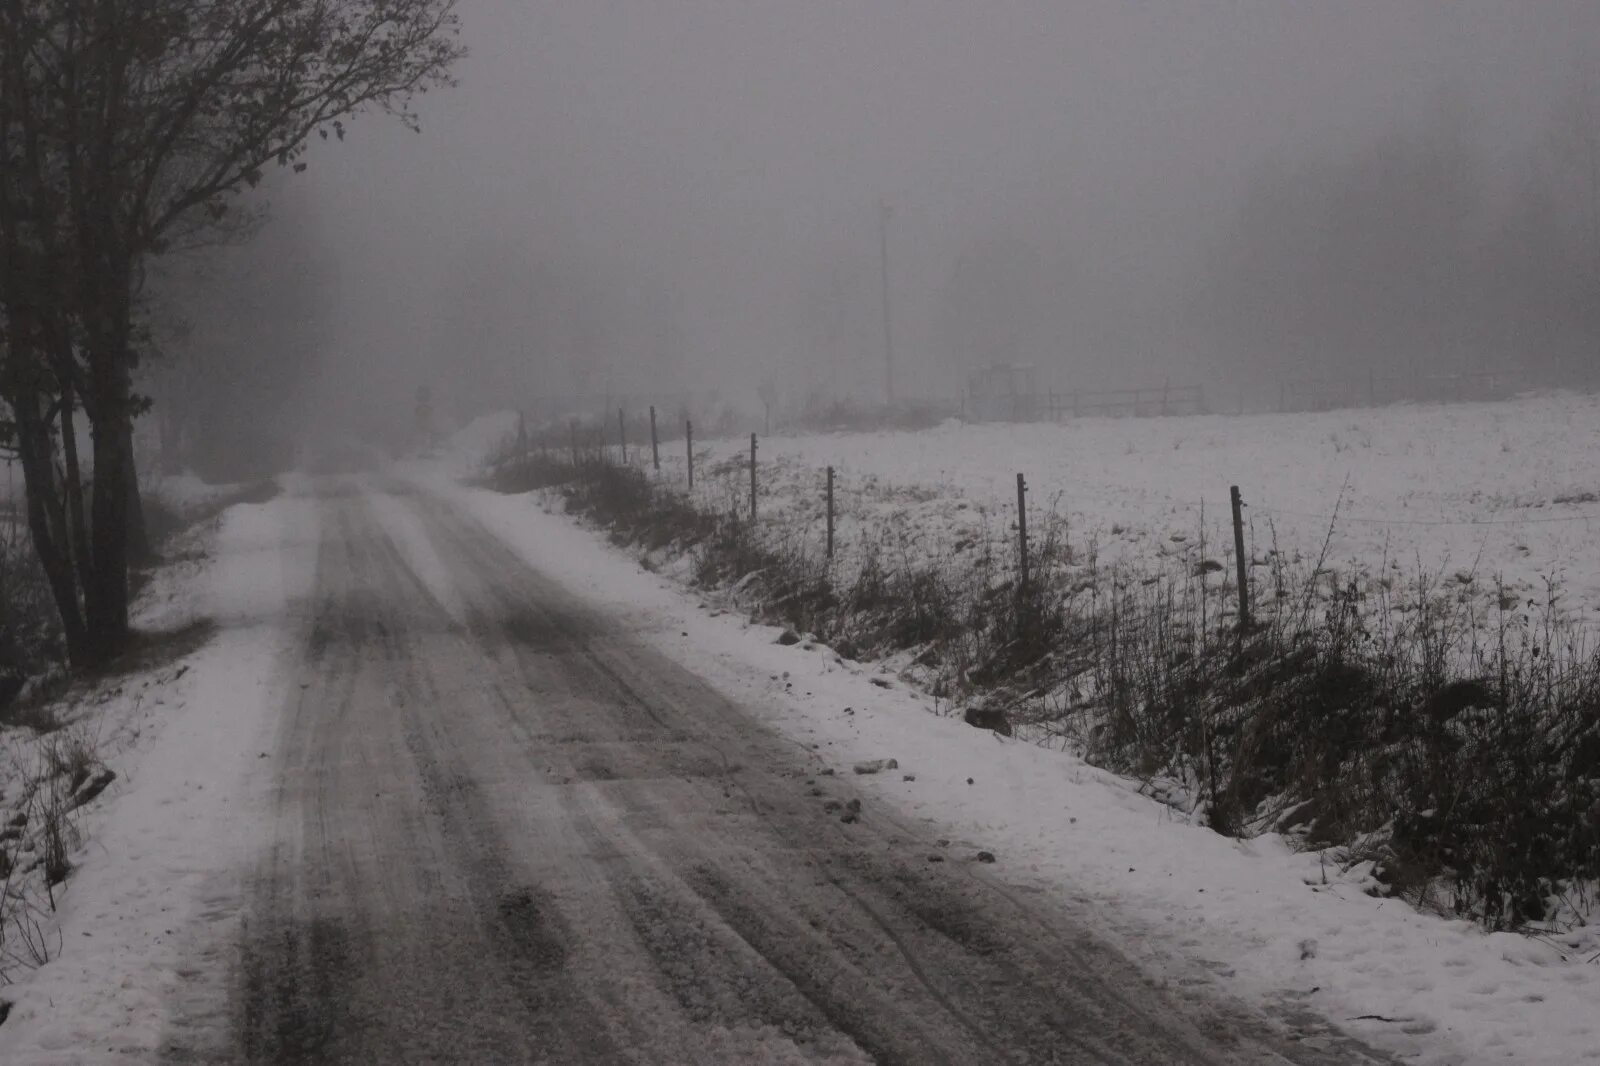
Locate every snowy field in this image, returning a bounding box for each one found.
[650,391,1600,624]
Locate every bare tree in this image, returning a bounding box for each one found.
[0,0,463,664]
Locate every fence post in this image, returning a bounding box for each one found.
[1016,472,1029,595]
[749,432,758,523]
[826,465,835,559]
[569,419,578,468]
[686,419,694,490]
[649,405,660,470]
[618,407,627,462]
[1230,485,1250,632]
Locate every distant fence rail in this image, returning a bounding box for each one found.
[969,383,1206,422]
[1046,384,1206,420]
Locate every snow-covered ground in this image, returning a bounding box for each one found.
[437,467,1600,1066]
[441,394,1600,1065]
[0,484,317,1063]
[4,395,1593,1062]
[149,472,245,520]
[649,392,1600,622]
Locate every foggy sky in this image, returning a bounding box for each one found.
[199,0,1600,437]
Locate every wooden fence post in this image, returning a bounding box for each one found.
[686,419,694,490]
[649,405,660,470]
[749,433,758,523]
[1231,485,1250,632]
[1016,472,1029,595]
[826,465,835,559]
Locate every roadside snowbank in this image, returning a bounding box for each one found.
[150,473,241,520]
[0,488,318,1063]
[439,469,1600,1066]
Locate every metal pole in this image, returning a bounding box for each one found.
[1231,485,1250,631]
[1016,472,1029,594]
[618,407,626,463]
[649,406,659,470]
[569,420,578,468]
[686,419,694,490]
[826,466,835,559]
[749,433,758,523]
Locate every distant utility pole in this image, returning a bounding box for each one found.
[878,197,895,407]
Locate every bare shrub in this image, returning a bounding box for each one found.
[36,784,74,888]
[42,726,99,793]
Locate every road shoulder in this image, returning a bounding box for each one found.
[0,486,318,1064]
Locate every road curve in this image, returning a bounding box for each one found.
[161,476,1389,1065]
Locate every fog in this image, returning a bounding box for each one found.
[155,0,1600,462]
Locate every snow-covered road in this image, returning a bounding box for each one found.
[142,476,1383,1064]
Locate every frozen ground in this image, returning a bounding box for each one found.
[0,485,317,1062]
[445,468,1600,1066]
[450,395,1600,1065]
[2,397,1594,1062]
[149,472,245,519]
[648,392,1600,623]
[8,469,1390,1063]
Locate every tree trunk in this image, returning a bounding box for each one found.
[59,383,94,592]
[12,389,90,665]
[84,379,133,663]
[77,245,139,663]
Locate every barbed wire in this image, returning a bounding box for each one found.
[1249,504,1600,528]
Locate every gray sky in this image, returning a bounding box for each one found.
[248,0,1600,431]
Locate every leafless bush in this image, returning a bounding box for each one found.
[0,741,86,983]
[42,725,100,794]
[35,784,74,889]
[1058,535,1600,929]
